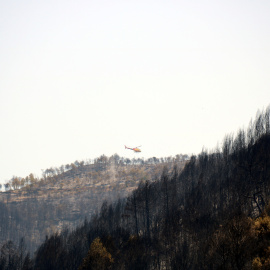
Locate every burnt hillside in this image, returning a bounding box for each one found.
[30,107,270,270]
[0,155,187,254]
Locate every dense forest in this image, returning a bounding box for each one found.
[1,107,270,269]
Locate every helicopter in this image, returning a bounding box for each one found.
[125,145,142,153]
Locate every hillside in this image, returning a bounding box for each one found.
[26,107,270,270]
[1,107,269,270]
[0,155,188,254]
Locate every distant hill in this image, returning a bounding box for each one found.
[0,154,188,254]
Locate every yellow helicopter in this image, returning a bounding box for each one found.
[125,145,142,153]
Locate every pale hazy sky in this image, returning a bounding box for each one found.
[0,0,270,183]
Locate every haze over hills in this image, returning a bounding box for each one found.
[29,107,270,270]
[0,154,188,254]
[0,107,270,270]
